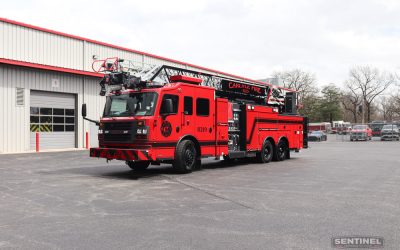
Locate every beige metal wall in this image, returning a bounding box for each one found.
[0,21,84,70]
[0,64,103,153]
[0,20,221,76]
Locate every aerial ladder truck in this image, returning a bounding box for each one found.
[82,58,308,173]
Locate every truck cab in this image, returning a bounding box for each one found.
[91,76,218,173]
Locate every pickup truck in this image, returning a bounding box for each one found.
[350,125,372,141]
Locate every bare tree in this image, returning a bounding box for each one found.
[272,69,317,103]
[379,96,394,121]
[345,66,396,123]
[341,91,361,123]
[388,93,400,120]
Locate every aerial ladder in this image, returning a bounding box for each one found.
[91,57,290,111]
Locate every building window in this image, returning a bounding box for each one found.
[196,98,209,116]
[184,96,193,115]
[30,107,75,132]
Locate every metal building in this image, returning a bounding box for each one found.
[0,18,252,154]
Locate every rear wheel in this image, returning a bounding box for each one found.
[126,161,150,171]
[173,140,197,173]
[256,140,274,163]
[274,140,288,161]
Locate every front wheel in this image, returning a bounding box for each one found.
[126,161,150,171]
[256,140,274,163]
[173,140,197,173]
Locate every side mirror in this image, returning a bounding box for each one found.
[82,103,87,118]
[161,99,174,115]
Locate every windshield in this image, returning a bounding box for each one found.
[353,125,367,130]
[311,131,322,135]
[103,92,158,117]
[370,124,383,131]
[382,125,397,130]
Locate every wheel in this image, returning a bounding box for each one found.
[126,161,150,171]
[274,140,288,161]
[173,140,197,173]
[350,138,353,141]
[369,136,372,140]
[256,140,274,163]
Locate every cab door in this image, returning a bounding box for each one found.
[193,89,215,156]
[180,88,196,137]
[155,92,181,159]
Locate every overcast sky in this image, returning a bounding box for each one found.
[1,0,400,86]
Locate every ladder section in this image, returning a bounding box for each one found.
[92,57,287,106]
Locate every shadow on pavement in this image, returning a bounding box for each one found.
[41,159,256,180]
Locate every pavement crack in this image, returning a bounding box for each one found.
[162,175,255,210]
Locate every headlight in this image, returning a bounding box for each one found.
[136,126,149,136]
[98,129,103,134]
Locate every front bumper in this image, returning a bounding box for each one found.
[90,148,153,161]
[350,134,368,140]
[381,134,399,140]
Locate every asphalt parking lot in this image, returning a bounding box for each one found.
[0,135,399,249]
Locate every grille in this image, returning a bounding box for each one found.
[104,134,133,142]
[104,122,133,130]
[103,122,136,143]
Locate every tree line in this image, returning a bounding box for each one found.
[273,66,399,124]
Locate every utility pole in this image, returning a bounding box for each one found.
[361,98,365,124]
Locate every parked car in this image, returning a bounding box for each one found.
[350,125,372,141]
[308,130,327,142]
[380,124,400,141]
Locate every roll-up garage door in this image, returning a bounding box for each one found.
[30,91,76,150]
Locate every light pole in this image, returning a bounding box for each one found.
[361,99,365,124]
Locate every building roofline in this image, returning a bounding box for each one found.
[0,58,103,77]
[0,17,275,87]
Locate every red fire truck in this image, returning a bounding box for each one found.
[82,58,307,173]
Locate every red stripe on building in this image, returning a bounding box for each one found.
[0,58,102,77]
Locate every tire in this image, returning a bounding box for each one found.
[173,140,197,173]
[256,140,274,163]
[350,138,353,141]
[274,140,288,161]
[126,161,150,171]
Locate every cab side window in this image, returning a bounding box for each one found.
[160,94,179,114]
[184,96,193,115]
[196,98,209,116]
